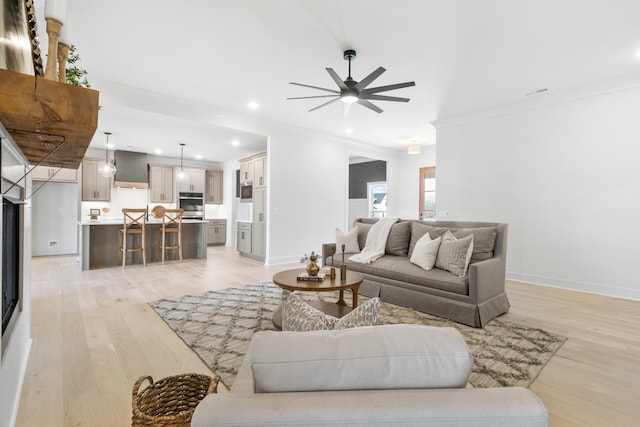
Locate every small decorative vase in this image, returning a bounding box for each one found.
[306,260,320,276]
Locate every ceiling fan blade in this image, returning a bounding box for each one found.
[365,81,416,94]
[357,99,383,113]
[359,93,411,102]
[354,66,386,91]
[326,68,348,90]
[343,103,352,116]
[287,95,340,100]
[289,82,340,94]
[309,97,341,112]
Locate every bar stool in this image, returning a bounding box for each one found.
[158,208,183,263]
[119,208,147,267]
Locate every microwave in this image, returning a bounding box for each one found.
[240,184,253,201]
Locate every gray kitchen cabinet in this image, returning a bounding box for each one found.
[31,165,78,182]
[237,222,252,254]
[149,165,174,203]
[81,158,111,201]
[239,159,253,184]
[175,167,205,193]
[251,187,266,258]
[205,170,223,204]
[253,154,267,188]
[207,219,226,245]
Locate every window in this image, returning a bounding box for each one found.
[419,167,436,220]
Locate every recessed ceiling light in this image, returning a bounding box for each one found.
[345,128,353,134]
[636,49,640,58]
[231,140,240,146]
[248,101,259,110]
[195,154,202,160]
[154,149,162,155]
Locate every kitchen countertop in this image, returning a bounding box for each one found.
[80,218,209,225]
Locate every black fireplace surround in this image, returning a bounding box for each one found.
[2,197,20,334]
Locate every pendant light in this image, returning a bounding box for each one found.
[176,143,187,181]
[99,132,117,177]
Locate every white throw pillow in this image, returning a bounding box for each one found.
[282,293,380,332]
[409,233,442,270]
[435,230,474,277]
[335,226,360,254]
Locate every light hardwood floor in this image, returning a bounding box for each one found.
[15,246,640,426]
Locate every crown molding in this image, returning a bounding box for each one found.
[432,72,640,130]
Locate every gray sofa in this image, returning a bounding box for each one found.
[322,218,510,327]
[192,325,547,426]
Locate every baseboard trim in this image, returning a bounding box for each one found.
[8,337,32,427]
[507,272,640,301]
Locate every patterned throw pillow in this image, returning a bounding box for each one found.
[282,293,380,332]
[435,231,474,277]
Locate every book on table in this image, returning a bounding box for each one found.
[297,272,326,282]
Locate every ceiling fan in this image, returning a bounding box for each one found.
[287,49,416,114]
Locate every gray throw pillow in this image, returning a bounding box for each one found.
[435,232,474,277]
[356,223,373,250]
[385,221,411,257]
[451,227,498,263]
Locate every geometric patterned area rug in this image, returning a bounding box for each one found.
[150,282,567,389]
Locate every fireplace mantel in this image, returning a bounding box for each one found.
[0,69,99,170]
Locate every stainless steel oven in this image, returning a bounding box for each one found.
[178,192,204,219]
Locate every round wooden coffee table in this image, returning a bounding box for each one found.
[272,268,364,330]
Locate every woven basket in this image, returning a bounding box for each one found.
[131,373,219,427]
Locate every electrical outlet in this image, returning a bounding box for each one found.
[48,240,59,247]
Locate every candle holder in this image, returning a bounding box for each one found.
[44,17,63,80]
[340,244,347,281]
[57,42,70,83]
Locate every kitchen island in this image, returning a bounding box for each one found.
[79,218,208,270]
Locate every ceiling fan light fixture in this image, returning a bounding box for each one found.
[407,144,421,155]
[340,94,359,104]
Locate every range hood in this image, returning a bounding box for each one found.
[114,150,149,189]
[0,69,99,170]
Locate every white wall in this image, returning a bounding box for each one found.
[267,128,350,264]
[434,84,640,300]
[1,135,32,427]
[395,145,437,219]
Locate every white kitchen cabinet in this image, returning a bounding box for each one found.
[31,165,78,182]
[205,170,223,204]
[81,158,111,201]
[149,165,174,203]
[207,219,226,245]
[175,167,205,193]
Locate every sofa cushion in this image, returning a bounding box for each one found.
[249,324,473,393]
[323,255,469,295]
[335,227,360,254]
[356,222,373,250]
[385,221,411,257]
[408,222,435,257]
[409,233,441,270]
[435,231,474,277]
[282,293,380,331]
[451,227,498,263]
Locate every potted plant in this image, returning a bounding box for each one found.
[300,251,320,276]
